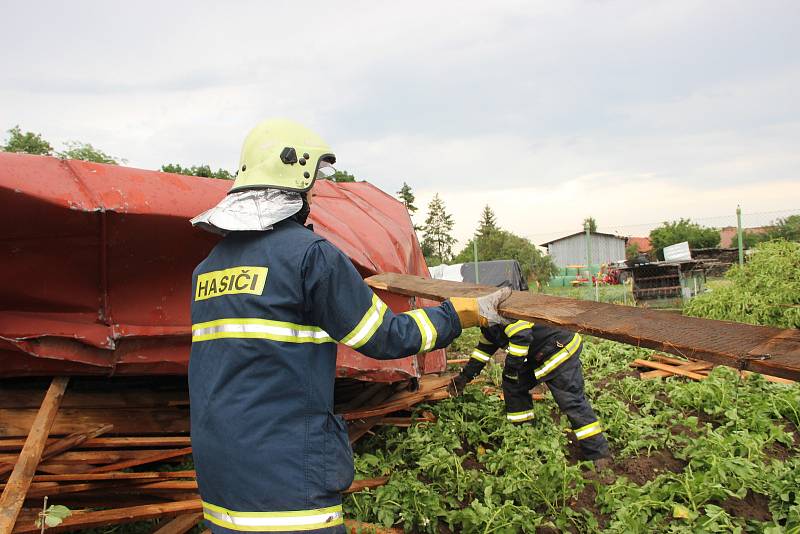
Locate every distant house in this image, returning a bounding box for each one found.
[718,225,772,248]
[627,236,652,253]
[540,232,626,268]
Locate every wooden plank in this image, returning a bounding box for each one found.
[366,273,800,381]
[0,448,179,466]
[88,447,192,473]
[11,499,203,534]
[0,436,191,452]
[640,361,712,379]
[633,359,708,380]
[151,513,204,534]
[0,425,113,475]
[0,388,188,410]
[23,470,195,483]
[0,377,69,534]
[0,408,190,438]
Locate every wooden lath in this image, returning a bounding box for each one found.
[365,273,800,381]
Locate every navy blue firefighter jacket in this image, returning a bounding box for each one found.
[189,220,461,533]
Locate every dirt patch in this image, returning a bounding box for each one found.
[718,490,772,522]
[594,370,637,390]
[570,483,610,530]
[611,449,686,485]
[461,455,485,471]
[669,424,699,439]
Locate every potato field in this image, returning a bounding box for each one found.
[345,336,800,533]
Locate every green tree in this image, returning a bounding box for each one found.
[330,170,356,183]
[767,214,800,242]
[161,163,233,179]
[421,194,456,265]
[59,141,124,165]
[684,240,800,328]
[397,182,417,213]
[625,243,641,260]
[477,205,498,238]
[649,218,720,259]
[583,216,597,233]
[2,125,53,155]
[454,229,557,288]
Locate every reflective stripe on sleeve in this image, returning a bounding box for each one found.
[340,294,388,349]
[506,410,534,422]
[202,501,343,532]
[534,334,582,379]
[506,343,529,357]
[574,421,603,440]
[504,320,533,337]
[192,318,333,344]
[470,348,492,363]
[403,308,438,352]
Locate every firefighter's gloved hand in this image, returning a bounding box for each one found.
[451,374,469,396]
[450,287,512,328]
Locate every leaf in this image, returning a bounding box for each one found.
[673,504,691,519]
[44,515,63,527]
[47,505,71,519]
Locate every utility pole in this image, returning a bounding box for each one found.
[736,205,744,267]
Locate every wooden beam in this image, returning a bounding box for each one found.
[11,499,202,534]
[88,447,192,473]
[23,471,196,483]
[633,359,708,380]
[0,436,191,452]
[151,513,204,534]
[0,377,69,534]
[366,273,800,381]
[639,361,712,379]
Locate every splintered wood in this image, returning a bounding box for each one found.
[633,354,795,384]
[1,374,453,533]
[366,273,800,381]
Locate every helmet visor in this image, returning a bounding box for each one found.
[316,161,337,181]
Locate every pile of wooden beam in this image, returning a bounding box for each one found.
[632,354,795,384]
[0,374,454,533]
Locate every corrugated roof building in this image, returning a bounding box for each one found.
[541,231,626,268]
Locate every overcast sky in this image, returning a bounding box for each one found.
[2,1,798,246]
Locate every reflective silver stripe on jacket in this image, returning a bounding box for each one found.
[202,501,344,531]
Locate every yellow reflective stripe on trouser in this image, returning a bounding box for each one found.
[506,410,534,422]
[339,294,388,349]
[574,421,603,440]
[192,318,333,344]
[504,320,533,337]
[202,501,343,532]
[470,348,492,362]
[403,308,437,352]
[534,334,582,379]
[507,343,528,357]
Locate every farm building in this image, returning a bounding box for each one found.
[540,231,626,268]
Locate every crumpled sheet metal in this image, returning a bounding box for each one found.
[0,152,445,380]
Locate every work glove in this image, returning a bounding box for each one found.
[450,287,513,328]
[451,374,469,396]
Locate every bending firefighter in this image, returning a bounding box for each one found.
[453,320,610,463]
[188,119,511,534]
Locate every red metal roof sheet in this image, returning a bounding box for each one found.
[0,152,444,381]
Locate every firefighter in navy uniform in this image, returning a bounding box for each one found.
[188,119,511,534]
[453,321,610,462]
